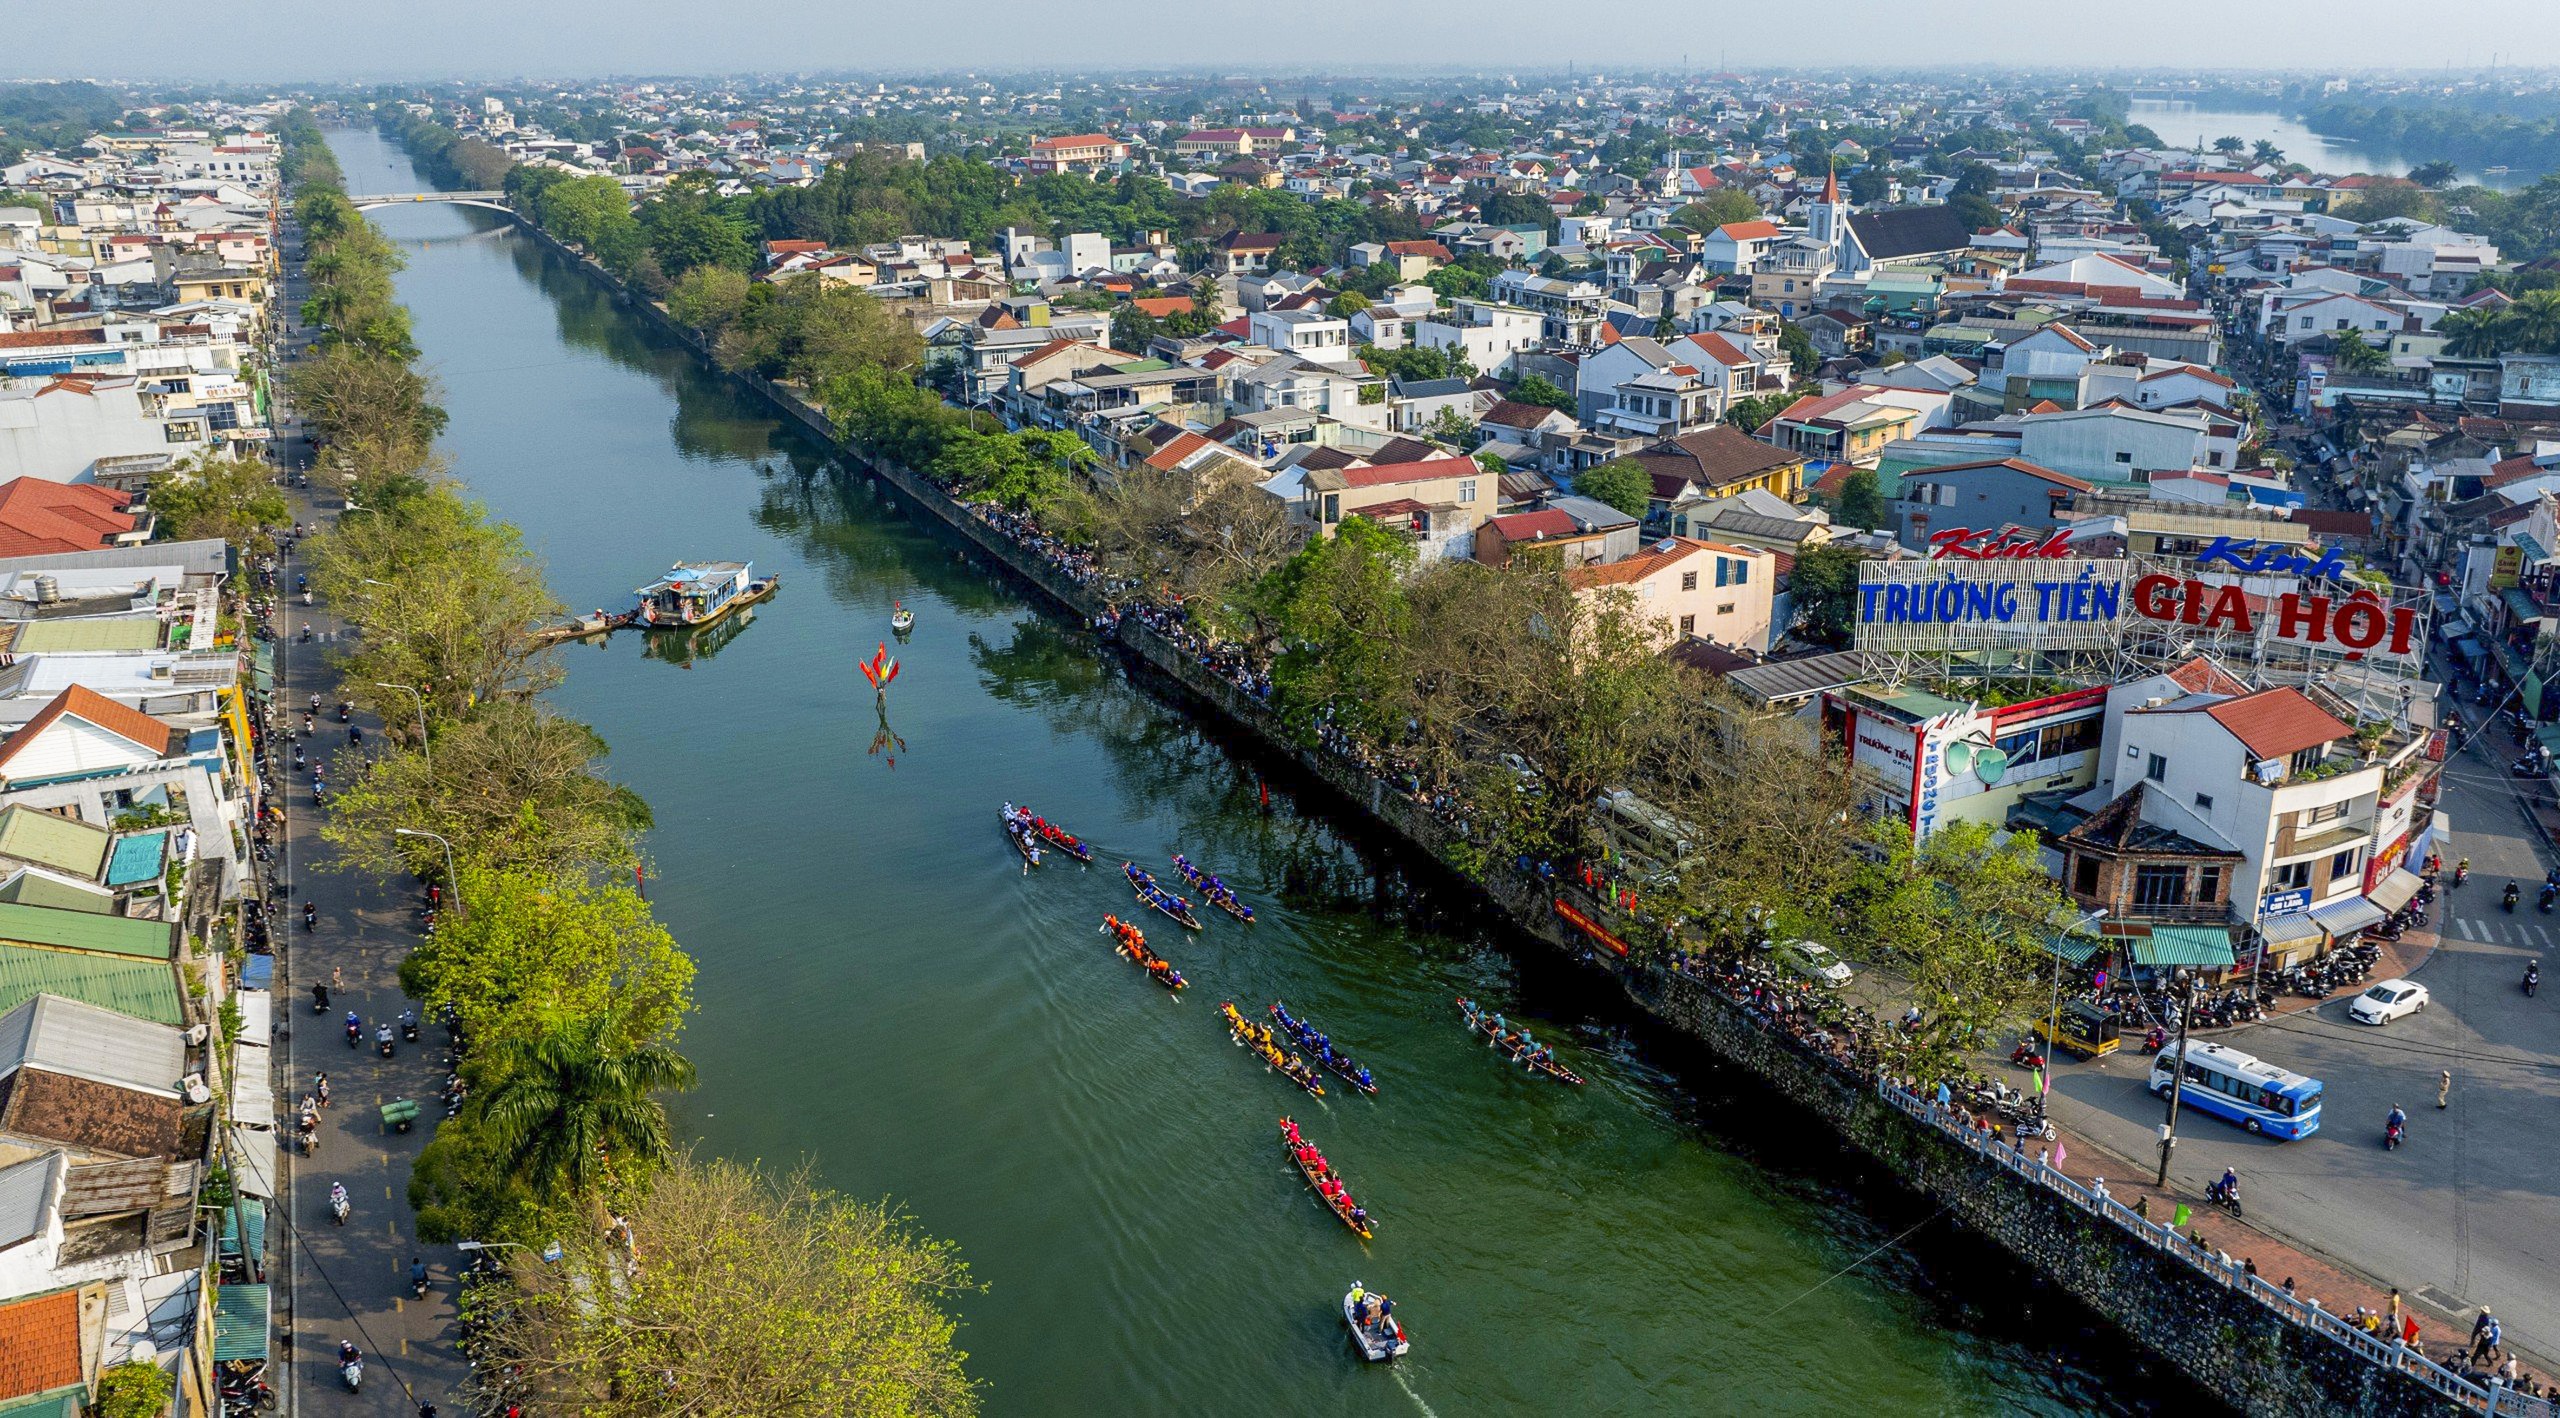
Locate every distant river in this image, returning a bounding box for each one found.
[329,124,2212,1417]
[2129,101,2537,190]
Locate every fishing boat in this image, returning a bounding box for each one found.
[631,561,779,630]
[1219,1002,1325,1096]
[1343,1285,1409,1362]
[1456,996,1584,1085]
[1171,854,1254,922]
[1102,915,1185,993]
[1279,1118,1373,1239]
[1271,1002,1377,1094]
[890,601,916,635]
[1124,863,1203,930]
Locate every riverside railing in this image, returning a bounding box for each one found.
[1877,1080,2554,1418]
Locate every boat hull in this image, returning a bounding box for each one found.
[1344,1292,1408,1361]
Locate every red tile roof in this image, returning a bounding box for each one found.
[1486,508,1591,540]
[2197,688,2350,761]
[1332,455,1480,489]
[0,1287,83,1399]
[0,479,136,558]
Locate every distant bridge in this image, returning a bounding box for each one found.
[348,191,512,214]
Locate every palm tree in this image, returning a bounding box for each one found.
[2212,136,2246,159]
[2510,291,2560,355]
[2251,140,2286,168]
[2331,329,2390,375]
[2436,307,2508,359]
[479,1012,696,1202]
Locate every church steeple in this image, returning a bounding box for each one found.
[1822,159,1839,205]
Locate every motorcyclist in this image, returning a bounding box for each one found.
[304,901,317,931]
[409,1256,429,1293]
[2211,1167,2240,1205]
[312,981,329,1012]
[375,1022,395,1055]
[2505,882,2521,912]
[328,1182,350,1219]
[344,1011,361,1044]
[2456,857,2470,885]
[2528,961,2542,997]
[2387,1105,2408,1144]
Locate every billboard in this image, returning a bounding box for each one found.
[1856,556,2131,654]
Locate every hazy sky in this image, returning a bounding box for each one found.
[13,0,2558,81]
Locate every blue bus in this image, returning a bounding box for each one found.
[2146,1040,2322,1139]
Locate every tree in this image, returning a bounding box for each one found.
[1508,373,1576,412]
[469,1153,978,1418]
[1668,190,1759,233]
[2409,160,2461,189]
[1779,323,1820,375]
[93,1362,173,1418]
[1574,460,1654,520]
[2331,328,2390,374]
[1422,405,1478,449]
[1251,517,1416,740]
[2251,139,2286,167]
[2212,136,2246,158]
[399,864,693,1052]
[666,265,750,334]
[285,344,445,458]
[1846,819,2066,1080]
[309,486,565,719]
[317,700,651,877]
[2435,306,2507,358]
[478,1009,697,1203]
[1832,467,1886,531]
[1786,542,1863,647]
[1326,289,1371,319]
[149,450,290,556]
[1726,391,1793,432]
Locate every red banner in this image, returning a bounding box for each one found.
[1554,898,1629,957]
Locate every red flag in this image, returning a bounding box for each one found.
[2052,1140,2068,1166]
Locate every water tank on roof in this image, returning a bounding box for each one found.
[33,576,58,604]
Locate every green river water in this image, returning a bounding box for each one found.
[330,126,2202,1417]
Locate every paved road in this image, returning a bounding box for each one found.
[269,226,472,1416]
[2040,731,2560,1366]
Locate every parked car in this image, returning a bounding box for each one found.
[1776,939,1853,988]
[2348,978,2429,1026]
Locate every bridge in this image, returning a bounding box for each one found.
[348,191,512,214]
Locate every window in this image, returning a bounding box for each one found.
[2198,866,2223,902]
[2194,792,2213,811]
[2114,451,2133,464]
[1322,493,1341,524]
[2330,848,2361,880]
[1678,614,1696,635]
[1714,558,1730,588]
[2132,865,2189,907]
[2074,857,2100,895]
[1458,479,1477,504]
[2146,752,2166,782]
[1733,559,1749,585]
[2303,800,2351,826]
[2274,861,2312,891]
[1716,601,1736,615]
[1681,570,1698,591]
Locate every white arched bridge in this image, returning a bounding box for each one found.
[348,191,512,214]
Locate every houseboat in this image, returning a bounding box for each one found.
[632,561,779,629]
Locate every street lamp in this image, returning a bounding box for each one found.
[394,828,461,919]
[373,682,429,768]
[2154,967,2203,1188]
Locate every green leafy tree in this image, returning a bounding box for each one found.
[150,450,290,556]
[1423,405,1478,448]
[666,265,750,334]
[1252,517,1416,740]
[317,700,651,877]
[400,864,693,1051]
[1726,391,1793,432]
[93,1362,173,1418]
[1574,460,1654,520]
[1832,467,1887,531]
[479,1010,698,1204]
[308,484,565,719]
[470,1153,979,1418]
[1508,373,1576,412]
[1779,323,1820,375]
[2408,160,2460,189]
[2212,136,2246,158]
[1786,542,1863,647]
[1846,820,2068,1081]
[1668,190,1759,233]
[2331,328,2390,374]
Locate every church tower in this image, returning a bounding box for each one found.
[1807,161,1851,263]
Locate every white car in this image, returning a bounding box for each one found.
[1776,939,1854,989]
[2349,979,2429,1026]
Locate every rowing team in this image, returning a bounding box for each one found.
[1102,914,1184,990]
[1281,1116,1371,1235]
[1272,1003,1375,1092]
[1460,997,1560,1072]
[1002,802,1081,851]
[1221,1003,1325,1094]
[1172,853,1250,916]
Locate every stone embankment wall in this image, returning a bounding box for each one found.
[509,213,2487,1418]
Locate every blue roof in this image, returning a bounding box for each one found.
[212,1283,269,1361]
[239,954,273,990]
[104,831,166,888]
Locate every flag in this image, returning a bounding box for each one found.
[2403,1316,2421,1344]
[2034,1068,2048,1095]
[2172,1203,2192,1228]
[2053,1140,2068,1165]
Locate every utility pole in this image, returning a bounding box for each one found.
[2155,968,2194,1188]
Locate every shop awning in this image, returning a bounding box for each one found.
[229,1124,275,1200]
[2257,912,2324,945]
[2133,925,2238,969]
[211,1283,270,1362]
[2367,867,2425,915]
[228,1044,272,1129]
[2310,895,2388,938]
[239,954,273,990]
[236,989,271,1046]
[219,1196,266,1266]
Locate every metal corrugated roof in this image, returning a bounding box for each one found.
[0,992,184,1093]
[0,902,172,959]
[103,831,166,888]
[2256,912,2323,945]
[0,867,112,914]
[0,944,181,1025]
[2133,926,2237,968]
[210,1283,269,1361]
[0,807,107,878]
[1720,650,1875,707]
[0,1151,60,1250]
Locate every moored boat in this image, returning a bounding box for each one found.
[1218,1002,1325,1096]
[1271,1002,1377,1094]
[1102,914,1185,992]
[1124,863,1203,930]
[631,560,779,630]
[1280,1117,1373,1239]
[1171,853,1253,922]
[1343,1285,1409,1361]
[1456,996,1584,1085]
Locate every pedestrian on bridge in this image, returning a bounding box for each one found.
[2439,1068,2453,1110]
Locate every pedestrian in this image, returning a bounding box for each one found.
[2439,1069,2453,1109]
[2283,1276,2297,1296]
[2470,1308,2496,1363]
[331,966,343,990]
[2387,1289,2401,1334]
[2244,1257,2259,1277]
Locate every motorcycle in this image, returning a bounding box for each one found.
[2504,883,2521,914]
[337,1342,363,1392]
[344,1015,361,1048]
[2527,964,2542,998]
[2539,886,2553,916]
[338,701,351,723]
[2385,1118,2406,1151]
[303,902,316,933]
[311,982,329,1013]
[2207,1179,2245,1217]
[400,1012,419,1044]
[376,1024,395,1059]
[2454,862,2470,886]
[328,1185,350,1225]
[2010,1042,2046,1071]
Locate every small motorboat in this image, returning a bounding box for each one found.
[890,601,916,635]
[1344,1285,1409,1361]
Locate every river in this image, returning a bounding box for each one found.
[2127,101,2536,189]
[326,126,2200,1416]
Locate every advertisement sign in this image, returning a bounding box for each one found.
[2260,889,2311,917]
[1856,556,2131,654]
[2493,543,2525,591]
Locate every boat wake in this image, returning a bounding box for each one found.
[1393,1366,1440,1418]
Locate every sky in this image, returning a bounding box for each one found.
[9,0,2558,81]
